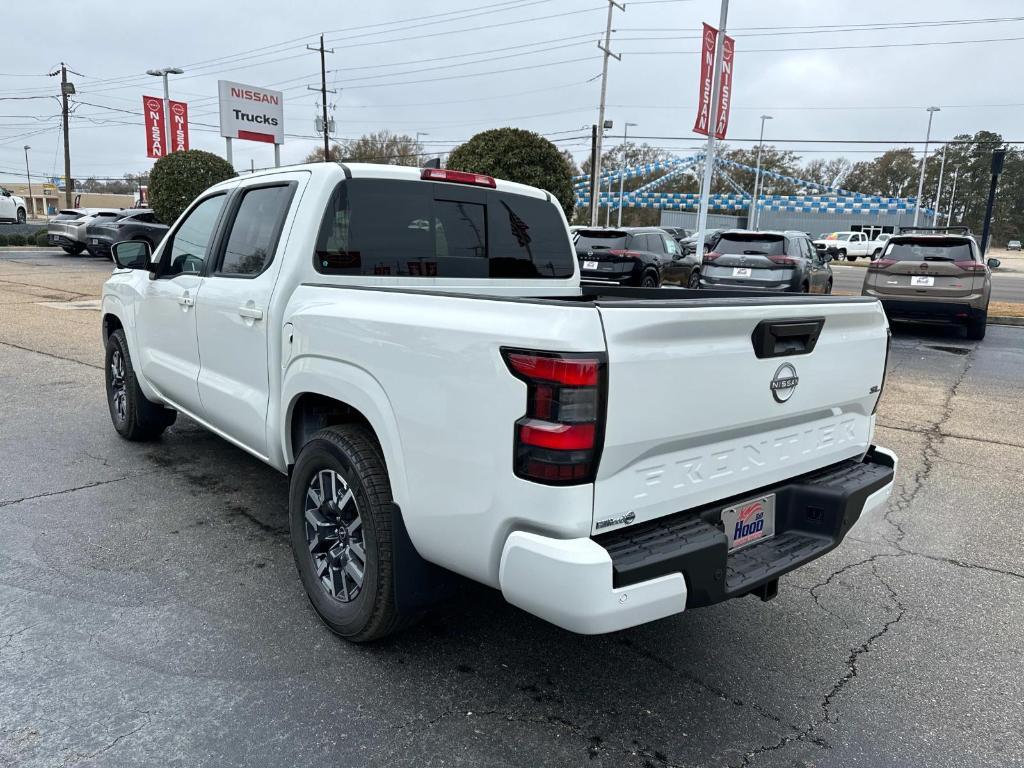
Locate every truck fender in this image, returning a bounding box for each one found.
[100,294,160,403]
[280,356,410,510]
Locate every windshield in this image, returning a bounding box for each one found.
[575,230,628,253]
[715,234,786,256]
[884,239,974,262]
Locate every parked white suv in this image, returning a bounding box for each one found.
[101,163,897,641]
[0,185,27,224]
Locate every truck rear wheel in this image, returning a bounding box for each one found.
[62,244,85,255]
[104,329,176,440]
[289,425,409,642]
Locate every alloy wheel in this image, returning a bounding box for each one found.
[304,469,366,603]
[109,349,127,423]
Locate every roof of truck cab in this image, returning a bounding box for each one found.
[218,161,551,201]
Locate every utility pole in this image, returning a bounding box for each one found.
[749,113,772,230]
[23,146,32,219]
[945,168,959,228]
[48,63,77,207]
[589,124,598,220]
[591,0,623,226]
[307,35,335,162]
[932,143,947,227]
[694,0,730,259]
[980,148,1006,255]
[912,106,940,227]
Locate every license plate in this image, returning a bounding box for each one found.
[732,267,752,277]
[722,494,776,553]
[583,260,599,270]
[49,235,58,243]
[911,276,934,286]
[90,238,98,245]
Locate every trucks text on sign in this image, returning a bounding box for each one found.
[217,80,285,145]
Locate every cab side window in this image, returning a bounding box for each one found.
[161,194,227,277]
[663,235,680,256]
[216,184,295,277]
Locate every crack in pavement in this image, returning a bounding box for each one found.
[0,474,145,508]
[0,340,102,370]
[876,422,1024,451]
[62,710,153,765]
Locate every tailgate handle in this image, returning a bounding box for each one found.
[751,318,825,358]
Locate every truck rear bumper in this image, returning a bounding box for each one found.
[498,446,896,634]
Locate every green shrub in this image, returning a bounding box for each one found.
[0,234,7,246]
[149,149,237,225]
[7,234,25,246]
[447,128,576,219]
[34,230,49,246]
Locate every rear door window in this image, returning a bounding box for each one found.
[716,234,786,256]
[216,184,296,277]
[884,239,974,262]
[575,230,628,254]
[487,192,573,278]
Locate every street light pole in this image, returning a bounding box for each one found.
[416,132,429,162]
[694,0,730,259]
[946,168,959,228]
[749,114,772,231]
[912,106,940,227]
[146,67,184,155]
[617,121,638,228]
[23,145,32,220]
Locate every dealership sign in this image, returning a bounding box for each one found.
[143,96,166,158]
[143,96,190,158]
[217,80,284,145]
[692,23,735,140]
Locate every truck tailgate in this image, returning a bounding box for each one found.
[592,297,888,533]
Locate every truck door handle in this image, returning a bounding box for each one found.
[177,294,194,307]
[238,305,264,320]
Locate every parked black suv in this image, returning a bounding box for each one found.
[573,227,682,287]
[678,227,727,256]
[700,230,833,293]
[85,209,168,258]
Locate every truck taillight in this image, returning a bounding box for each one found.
[503,349,607,485]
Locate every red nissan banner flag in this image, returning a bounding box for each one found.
[713,33,736,140]
[143,95,166,159]
[169,100,190,152]
[692,23,717,137]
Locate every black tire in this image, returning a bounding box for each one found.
[966,312,987,341]
[16,208,26,224]
[62,244,85,255]
[826,279,833,295]
[640,271,659,288]
[687,269,701,289]
[289,425,410,642]
[800,282,810,293]
[104,329,176,441]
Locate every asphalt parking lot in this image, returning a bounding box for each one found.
[2,250,1023,767]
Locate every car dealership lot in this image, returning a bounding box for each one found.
[1,251,1022,767]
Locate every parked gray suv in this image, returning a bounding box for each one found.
[700,230,833,293]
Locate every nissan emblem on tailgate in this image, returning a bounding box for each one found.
[770,363,799,403]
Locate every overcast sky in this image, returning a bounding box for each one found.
[1,0,1020,182]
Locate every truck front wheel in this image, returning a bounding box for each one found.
[104,329,176,440]
[289,425,408,642]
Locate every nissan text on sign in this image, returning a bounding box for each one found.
[217,80,285,145]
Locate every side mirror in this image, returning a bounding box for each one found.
[824,253,833,262]
[112,240,153,271]
[987,257,1001,269]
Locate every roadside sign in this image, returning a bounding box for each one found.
[169,101,190,152]
[692,23,735,140]
[143,95,166,159]
[217,80,284,145]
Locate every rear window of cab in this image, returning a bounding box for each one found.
[314,178,574,279]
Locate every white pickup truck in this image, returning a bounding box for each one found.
[101,163,897,641]
[814,231,891,261]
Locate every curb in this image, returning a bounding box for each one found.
[988,316,1024,326]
